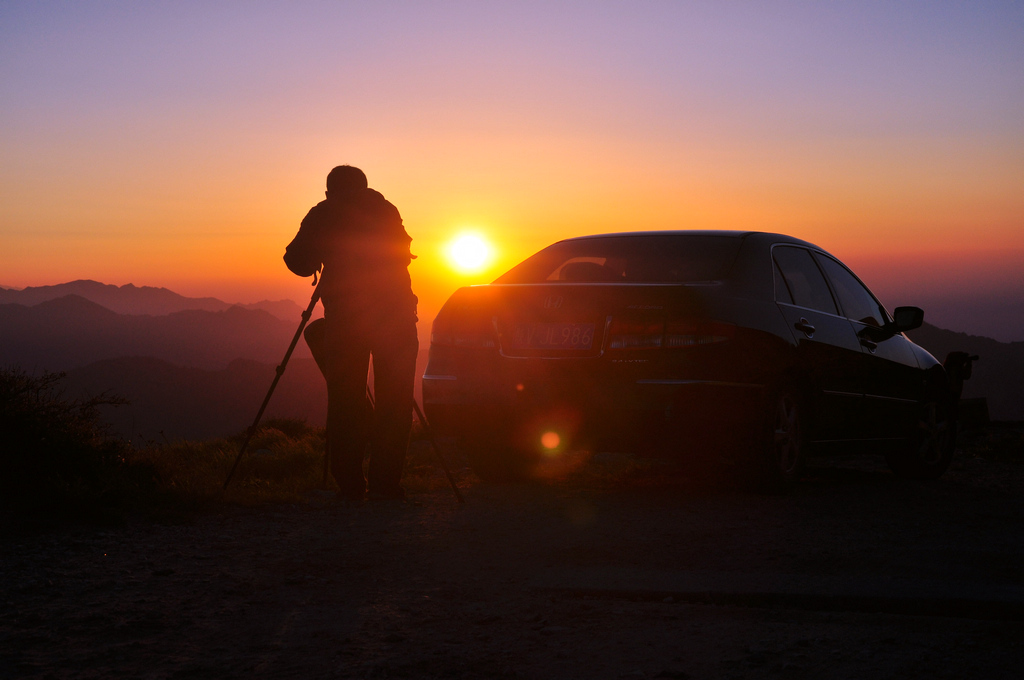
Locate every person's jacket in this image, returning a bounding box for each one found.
[284,188,417,321]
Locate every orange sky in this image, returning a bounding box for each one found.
[2,3,1023,338]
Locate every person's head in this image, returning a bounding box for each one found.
[325,165,368,199]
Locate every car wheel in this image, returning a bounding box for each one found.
[754,387,805,492]
[885,399,955,480]
[462,437,538,482]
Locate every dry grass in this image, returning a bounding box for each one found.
[130,418,329,507]
[131,418,462,507]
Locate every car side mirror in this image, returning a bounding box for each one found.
[890,306,924,333]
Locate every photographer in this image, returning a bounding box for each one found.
[284,166,418,502]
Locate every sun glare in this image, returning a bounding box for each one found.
[447,233,492,273]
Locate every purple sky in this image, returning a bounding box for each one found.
[1,2,1022,340]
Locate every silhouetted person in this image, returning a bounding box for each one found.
[285,165,418,502]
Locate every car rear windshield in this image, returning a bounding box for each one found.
[494,235,742,284]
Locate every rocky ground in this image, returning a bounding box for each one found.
[3,429,1024,679]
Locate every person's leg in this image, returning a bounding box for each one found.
[324,313,372,499]
[303,318,333,480]
[367,315,418,497]
[303,317,329,376]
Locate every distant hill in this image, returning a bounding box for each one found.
[0,280,302,321]
[909,322,1024,421]
[0,290,422,440]
[0,295,314,371]
[909,291,1024,345]
[63,356,327,442]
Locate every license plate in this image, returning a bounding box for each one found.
[510,322,595,350]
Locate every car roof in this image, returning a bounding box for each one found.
[556,230,825,251]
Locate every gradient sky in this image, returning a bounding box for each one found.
[2,2,1023,338]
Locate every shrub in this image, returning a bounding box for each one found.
[0,367,157,519]
[0,368,451,521]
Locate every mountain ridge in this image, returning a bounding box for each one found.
[0,279,302,321]
[0,294,313,371]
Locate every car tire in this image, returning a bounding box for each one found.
[754,387,806,492]
[885,399,956,480]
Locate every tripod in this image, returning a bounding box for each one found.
[223,279,323,490]
[222,280,464,503]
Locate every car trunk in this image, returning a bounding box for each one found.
[435,282,718,358]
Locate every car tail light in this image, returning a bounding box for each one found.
[608,319,665,349]
[431,314,497,348]
[608,317,734,350]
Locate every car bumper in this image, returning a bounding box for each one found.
[423,371,765,451]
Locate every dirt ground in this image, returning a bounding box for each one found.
[3,431,1024,680]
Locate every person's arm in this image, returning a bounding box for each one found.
[284,206,324,277]
[368,191,416,265]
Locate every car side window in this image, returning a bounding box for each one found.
[772,246,838,315]
[773,260,794,304]
[548,257,622,282]
[815,255,885,327]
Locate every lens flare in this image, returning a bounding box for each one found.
[541,431,561,450]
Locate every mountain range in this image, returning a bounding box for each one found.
[0,295,313,371]
[0,283,434,441]
[0,280,302,320]
[1,281,1020,441]
[907,324,1023,422]
[62,357,326,443]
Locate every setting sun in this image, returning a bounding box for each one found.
[446,233,493,273]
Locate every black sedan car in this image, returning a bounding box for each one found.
[423,231,962,488]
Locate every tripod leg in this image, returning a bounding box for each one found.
[413,400,465,504]
[223,284,322,491]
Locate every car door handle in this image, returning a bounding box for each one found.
[860,337,878,352]
[794,318,815,336]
